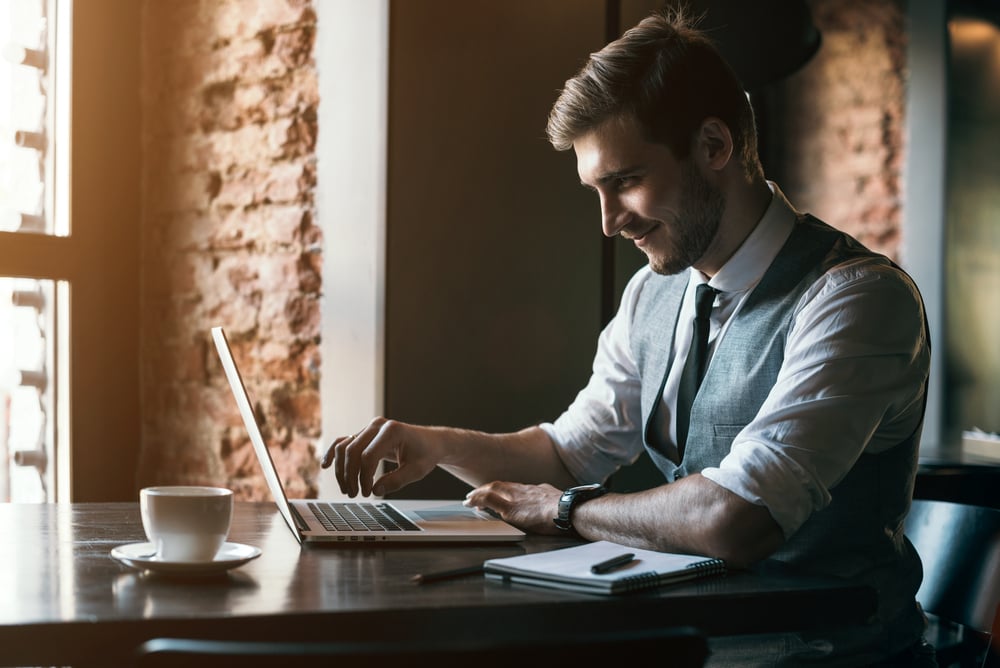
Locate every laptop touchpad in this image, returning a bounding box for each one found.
[414,508,487,522]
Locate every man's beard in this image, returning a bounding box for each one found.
[647,162,725,276]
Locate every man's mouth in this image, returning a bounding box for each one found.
[622,224,655,245]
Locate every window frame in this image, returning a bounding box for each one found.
[0,0,142,501]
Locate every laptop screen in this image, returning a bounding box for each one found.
[211,326,303,543]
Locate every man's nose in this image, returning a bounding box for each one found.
[600,195,628,238]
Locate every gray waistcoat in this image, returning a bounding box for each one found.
[631,214,926,646]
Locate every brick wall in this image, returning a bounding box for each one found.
[137,0,320,500]
[766,0,907,259]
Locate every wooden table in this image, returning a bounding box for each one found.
[917,442,1000,509]
[0,502,877,667]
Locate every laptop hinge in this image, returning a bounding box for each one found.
[288,503,311,532]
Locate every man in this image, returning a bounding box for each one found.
[323,9,932,666]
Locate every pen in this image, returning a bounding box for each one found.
[411,564,484,585]
[590,552,636,574]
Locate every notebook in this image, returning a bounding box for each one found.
[483,540,725,594]
[211,326,525,544]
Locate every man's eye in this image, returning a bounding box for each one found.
[615,175,637,190]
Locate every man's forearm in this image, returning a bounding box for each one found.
[571,473,785,567]
[439,425,579,489]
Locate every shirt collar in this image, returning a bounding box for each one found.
[697,181,797,295]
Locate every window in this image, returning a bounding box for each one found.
[943,13,1000,442]
[1,0,142,503]
[903,0,1000,451]
[0,0,70,501]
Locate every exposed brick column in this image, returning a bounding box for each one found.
[763,0,907,260]
[138,0,320,500]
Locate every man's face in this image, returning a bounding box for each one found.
[573,116,725,275]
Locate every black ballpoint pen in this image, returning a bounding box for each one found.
[590,552,636,574]
[411,564,484,584]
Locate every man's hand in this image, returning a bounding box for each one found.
[464,481,565,535]
[321,417,444,498]
[323,422,578,501]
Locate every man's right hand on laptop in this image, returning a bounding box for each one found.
[322,417,446,498]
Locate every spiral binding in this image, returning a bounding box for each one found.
[614,558,726,593]
[686,558,726,575]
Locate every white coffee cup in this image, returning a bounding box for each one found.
[139,486,234,562]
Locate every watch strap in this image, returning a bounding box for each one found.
[554,484,607,532]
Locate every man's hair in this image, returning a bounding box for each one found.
[546,8,761,177]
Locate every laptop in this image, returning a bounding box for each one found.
[211,326,525,544]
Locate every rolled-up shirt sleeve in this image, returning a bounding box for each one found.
[701,258,931,537]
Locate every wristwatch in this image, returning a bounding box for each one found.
[553,483,607,532]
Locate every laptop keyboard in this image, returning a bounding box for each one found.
[308,502,420,532]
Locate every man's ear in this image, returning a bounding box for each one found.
[696,117,734,171]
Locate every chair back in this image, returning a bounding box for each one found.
[906,498,1000,633]
[135,625,709,668]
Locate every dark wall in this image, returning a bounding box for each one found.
[385,1,610,497]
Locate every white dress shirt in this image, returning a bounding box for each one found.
[540,182,930,537]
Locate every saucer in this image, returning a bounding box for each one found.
[111,541,262,576]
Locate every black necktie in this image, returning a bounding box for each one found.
[675,283,718,458]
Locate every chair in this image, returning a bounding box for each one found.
[134,625,709,668]
[905,498,1000,667]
